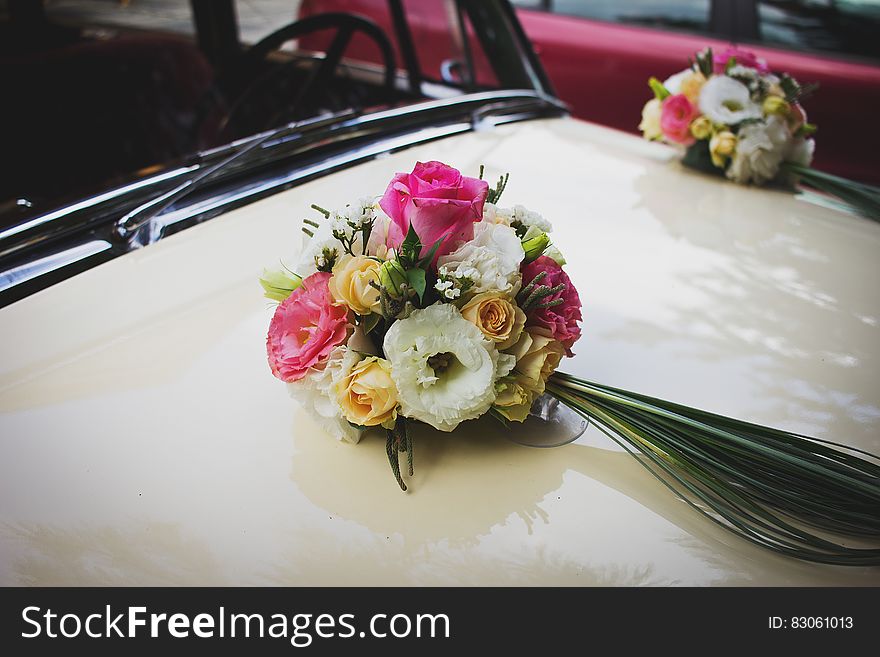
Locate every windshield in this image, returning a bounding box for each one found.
[0,0,546,213]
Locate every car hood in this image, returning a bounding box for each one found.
[1,117,878,585]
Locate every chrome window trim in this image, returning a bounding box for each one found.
[0,90,566,307]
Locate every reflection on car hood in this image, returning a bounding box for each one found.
[0,117,878,585]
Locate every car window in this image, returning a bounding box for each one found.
[510,0,712,34]
[510,0,880,63]
[757,0,880,62]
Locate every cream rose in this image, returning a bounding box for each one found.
[689,115,713,141]
[335,355,398,429]
[639,98,662,140]
[329,255,382,315]
[460,292,526,350]
[507,329,565,394]
[493,374,539,422]
[679,70,706,102]
[709,130,737,168]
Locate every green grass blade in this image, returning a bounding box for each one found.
[547,374,880,566]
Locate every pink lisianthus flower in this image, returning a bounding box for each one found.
[267,272,352,382]
[521,256,582,356]
[660,94,699,145]
[713,46,769,74]
[379,160,489,263]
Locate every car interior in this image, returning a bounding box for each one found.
[0,0,519,219]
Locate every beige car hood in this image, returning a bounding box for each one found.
[1,117,878,585]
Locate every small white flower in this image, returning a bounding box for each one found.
[296,218,343,277]
[513,205,552,232]
[727,116,792,185]
[344,197,378,228]
[383,304,515,432]
[436,222,524,296]
[699,76,762,126]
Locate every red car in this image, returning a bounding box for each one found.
[298,0,880,184]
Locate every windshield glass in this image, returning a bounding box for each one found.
[0,0,540,213]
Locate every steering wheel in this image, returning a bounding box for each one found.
[213,12,397,140]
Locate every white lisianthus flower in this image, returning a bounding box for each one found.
[727,116,792,185]
[382,304,515,432]
[436,222,524,295]
[698,76,762,126]
[286,346,362,444]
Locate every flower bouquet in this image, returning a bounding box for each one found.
[640,46,880,219]
[263,161,880,566]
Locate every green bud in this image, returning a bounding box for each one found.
[259,267,302,302]
[379,259,408,297]
[521,225,550,263]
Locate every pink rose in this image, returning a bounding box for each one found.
[379,160,489,263]
[713,46,769,74]
[521,256,582,356]
[660,94,699,145]
[266,272,351,382]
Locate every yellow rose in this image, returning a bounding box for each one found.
[689,115,713,140]
[335,356,398,429]
[709,130,737,168]
[493,375,538,422]
[506,329,564,393]
[762,95,790,118]
[639,98,662,141]
[329,255,381,315]
[460,292,526,350]
[679,70,706,102]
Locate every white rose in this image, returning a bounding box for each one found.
[727,116,792,185]
[382,304,515,432]
[698,76,762,126]
[436,222,524,295]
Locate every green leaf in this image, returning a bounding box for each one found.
[779,74,801,103]
[359,312,381,335]
[695,47,713,78]
[310,203,330,218]
[648,76,670,101]
[405,267,427,303]
[546,372,880,566]
[417,237,445,269]
[399,224,422,266]
[798,122,818,137]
